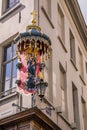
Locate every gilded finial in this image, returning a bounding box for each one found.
[26,10,41,31]
[31,10,37,25]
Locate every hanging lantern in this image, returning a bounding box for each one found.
[36,81,48,99]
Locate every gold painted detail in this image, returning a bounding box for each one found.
[26,25,41,32]
[16,50,21,60]
[31,10,37,25]
[17,39,51,61]
[26,10,41,31]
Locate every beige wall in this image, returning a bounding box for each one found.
[0,0,34,44]
[39,0,87,130]
[0,0,87,130]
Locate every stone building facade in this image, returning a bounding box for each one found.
[0,0,87,130]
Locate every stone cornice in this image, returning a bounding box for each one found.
[0,107,61,130]
[64,0,87,50]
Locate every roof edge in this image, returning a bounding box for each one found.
[64,0,87,50]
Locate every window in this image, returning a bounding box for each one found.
[2,0,19,13]
[85,62,87,73]
[58,5,65,42]
[2,42,17,93]
[72,83,80,130]
[44,0,51,17]
[7,0,19,8]
[78,48,84,78]
[70,30,76,64]
[81,98,86,130]
[59,63,66,115]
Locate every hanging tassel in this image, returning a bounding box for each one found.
[34,52,37,58]
[42,56,44,62]
[16,50,21,60]
[35,42,37,49]
[28,43,32,53]
[29,43,31,49]
[20,45,22,51]
[44,44,46,53]
[24,43,26,50]
[48,50,51,58]
[45,54,48,60]
[40,43,42,50]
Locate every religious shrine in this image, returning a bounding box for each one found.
[15,11,52,99]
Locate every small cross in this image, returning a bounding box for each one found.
[31,10,37,25]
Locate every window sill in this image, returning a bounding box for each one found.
[70,58,78,71]
[58,113,72,128]
[43,96,55,110]
[79,75,86,86]
[0,91,18,102]
[58,36,68,53]
[41,6,54,29]
[0,3,22,21]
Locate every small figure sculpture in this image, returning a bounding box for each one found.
[26,53,46,92]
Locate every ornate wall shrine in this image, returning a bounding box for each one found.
[15,11,52,99]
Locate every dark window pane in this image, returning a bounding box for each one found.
[5,45,12,61]
[9,0,15,8]
[16,0,19,3]
[4,80,10,91]
[13,43,17,57]
[70,30,76,64]
[12,77,17,88]
[12,58,17,88]
[3,41,17,92]
[5,63,11,80]
[8,0,19,8]
[12,58,17,77]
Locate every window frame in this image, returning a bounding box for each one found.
[78,47,84,78]
[85,62,87,73]
[43,0,51,18]
[81,97,86,130]
[59,62,67,116]
[7,0,20,10]
[70,29,76,64]
[58,4,65,43]
[72,82,80,130]
[2,41,17,93]
[2,0,20,14]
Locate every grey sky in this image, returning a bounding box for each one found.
[77,0,87,24]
